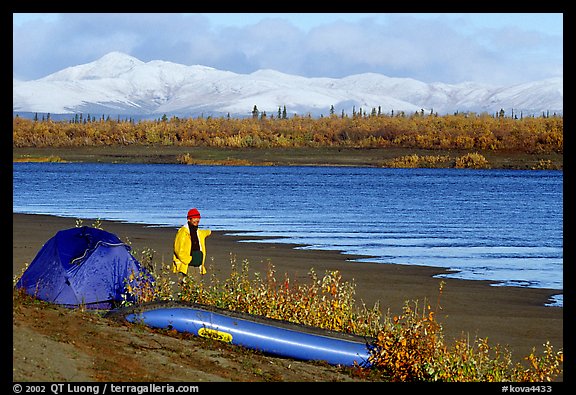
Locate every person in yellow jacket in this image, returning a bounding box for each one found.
[173,208,211,276]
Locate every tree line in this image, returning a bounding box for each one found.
[13,111,563,154]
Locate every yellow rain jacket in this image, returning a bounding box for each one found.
[173,224,211,275]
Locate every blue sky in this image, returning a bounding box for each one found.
[13,13,563,85]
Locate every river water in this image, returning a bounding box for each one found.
[13,163,563,306]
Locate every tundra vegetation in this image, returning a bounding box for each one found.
[13,110,562,170]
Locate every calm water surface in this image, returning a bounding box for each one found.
[13,163,563,306]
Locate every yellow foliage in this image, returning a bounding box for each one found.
[13,113,563,154]
[455,152,490,169]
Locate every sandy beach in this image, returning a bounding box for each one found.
[12,213,564,381]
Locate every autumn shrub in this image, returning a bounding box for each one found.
[124,247,174,303]
[121,269,157,306]
[420,155,452,167]
[385,154,420,168]
[363,297,563,382]
[385,154,451,168]
[532,159,561,170]
[177,258,383,337]
[366,300,444,381]
[454,152,490,169]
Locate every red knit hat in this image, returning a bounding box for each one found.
[187,208,201,219]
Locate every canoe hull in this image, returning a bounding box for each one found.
[108,301,371,367]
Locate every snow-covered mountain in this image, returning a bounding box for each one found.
[13,51,563,118]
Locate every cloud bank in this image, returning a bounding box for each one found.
[13,13,563,85]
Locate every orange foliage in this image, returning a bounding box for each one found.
[13,112,563,154]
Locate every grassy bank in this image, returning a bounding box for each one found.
[12,146,563,170]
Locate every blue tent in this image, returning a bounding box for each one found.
[15,226,152,309]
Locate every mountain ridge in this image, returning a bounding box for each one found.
[13,51,563,119]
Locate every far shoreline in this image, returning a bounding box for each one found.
[12,146,563,170]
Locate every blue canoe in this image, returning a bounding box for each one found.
[107,301,373,367]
